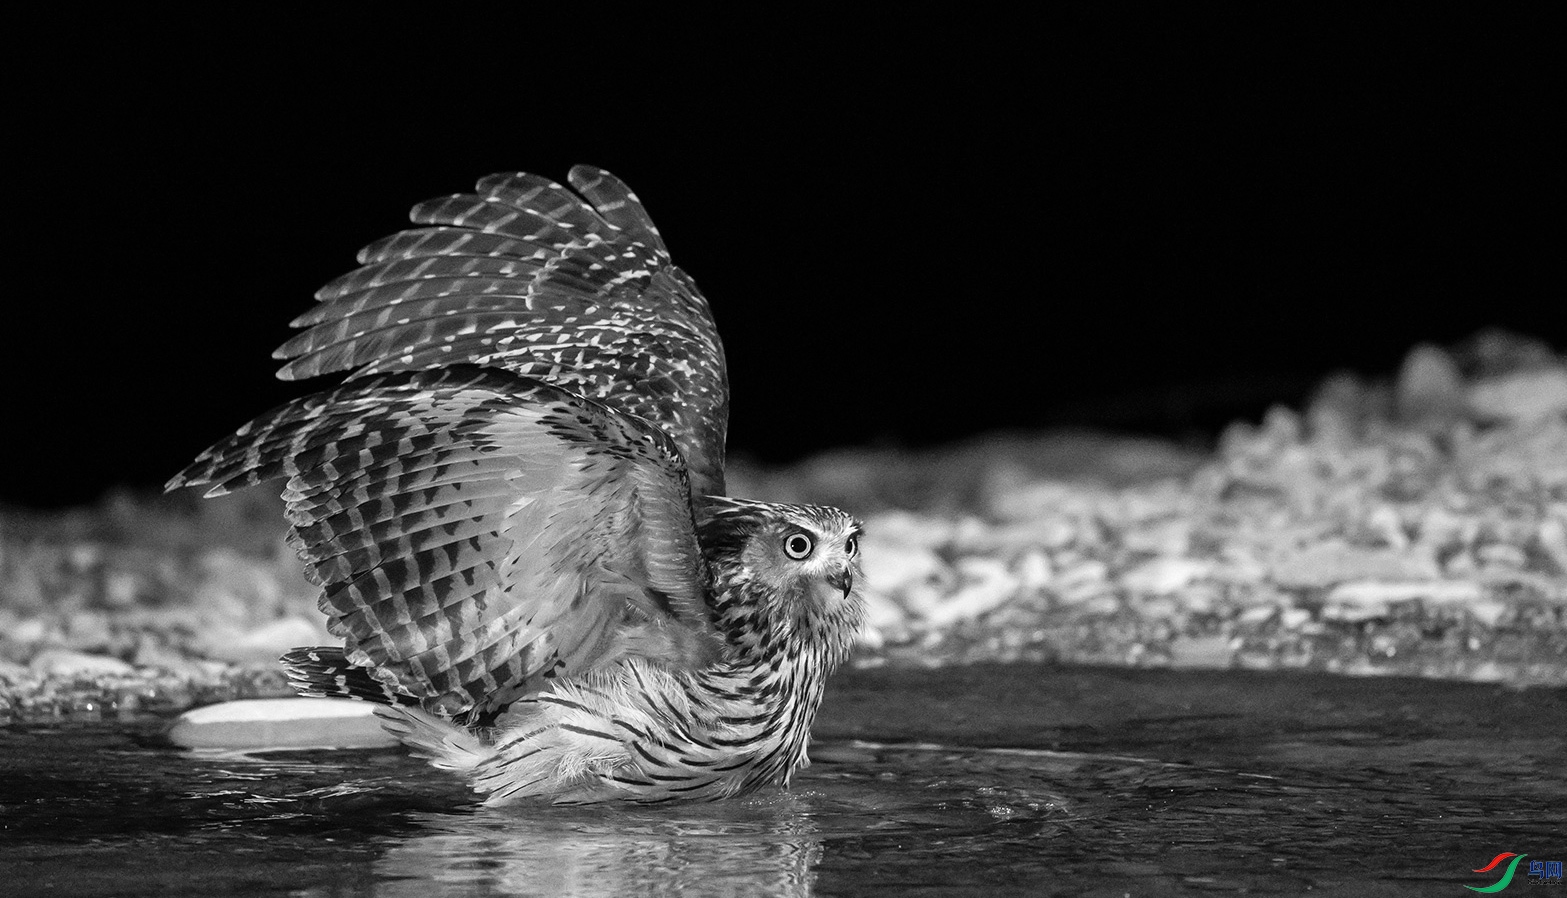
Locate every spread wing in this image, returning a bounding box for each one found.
[167,365,724,716]
[273,166,730,498]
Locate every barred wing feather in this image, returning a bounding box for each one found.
[273,166,729,498]
[167,366,722,717]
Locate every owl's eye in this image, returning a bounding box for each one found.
[783,532,815,560]
[845,535,859,557]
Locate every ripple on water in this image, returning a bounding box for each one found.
[2,667,1563,897]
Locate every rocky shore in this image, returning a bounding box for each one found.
[4,332,1564,723]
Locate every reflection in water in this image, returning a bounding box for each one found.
[371,797,822,898]
[4,669,1564,897]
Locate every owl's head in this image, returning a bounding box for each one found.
[697,497,865,660]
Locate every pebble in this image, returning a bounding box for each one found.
[1135,595,1182,621]
[1119,519,1192,557]
[29,649,136,678]
[0,659,33,684]
[103,570,143,607]
[1077,593,1121,616]
[1237,604,1278,626]
[1054,573,1112,607]
[1467,368,1567,422]
[199,616,326,664]
[925,559,1017,628]
[1178,582,1223,614]
[1467,599,1510,628]
[1279,607,1312,629]
[1316,595,1391,623]
[11,618,48,646]
[1121,557,1212,595]
[1054,558,1108,590]
[860,592,909,638]
[894,581,955,620]
[63,611,113,651]
[1166,634,1234,668]
[1012,550,1052,592]
[166,698,399,750]
[860,510,954,550]
[954,556,1009,582]
[987,480,1084,523]
[859,541,947,597]
[1539,517,1567,573]
[1365,505,1409,550]
[1416,507,1471,551]
[1395,343,1465,421]
[1475,543,1527,571]
[1326,579,1484,607]
[1269,541,1440,589]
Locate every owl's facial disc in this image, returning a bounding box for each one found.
[776,519,862,607]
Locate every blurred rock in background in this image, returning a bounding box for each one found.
[4,330,1565,722]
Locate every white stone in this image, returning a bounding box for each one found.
[1121,557,1213,595]
[1467,599,1510,628]
[1238,604,1278,625]
[1326,579,1483,606]
[1538,516,1567,573]
[897,582,953,619]
[1395,343,1464,420]
[858,541,949,605]
[29,649,136,678]
[861,510,955,550]
[1167,634,1233,668]
[104,570,142,607]
[954,556,1009,582]
[1467,368,1567,422]
[1280,607,1312,629]
[1269,540,1441,589]
[1476,543,1527,570]
[1320,601,1389,624]
[1366,505,1409,550]
[925,560,1018,628]
[0,659,36,684]
[11,618,48,646]
[1053,559,1111,605]
[1013,550,1053,591]
[1078,593,1121,615]
[1120,519,1192,557]
[200,616,330,664]
[860,591,909,634]
[1055,558,1109,589]
[168,698,399,750]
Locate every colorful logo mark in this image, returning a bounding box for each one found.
[1467,853,1525,893]
[1467,853,1564,892]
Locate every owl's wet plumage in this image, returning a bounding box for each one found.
[168,167,864,804]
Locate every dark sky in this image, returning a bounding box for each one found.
[4,9,1560,508]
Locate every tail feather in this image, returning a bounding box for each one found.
[280,646,416,706]
[373,705,490,772]
[286,646,496,778]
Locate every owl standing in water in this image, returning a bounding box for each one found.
[167,166,865,804]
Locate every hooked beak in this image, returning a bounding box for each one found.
[826,567,854,598]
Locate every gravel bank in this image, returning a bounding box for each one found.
[4,333,1564,722]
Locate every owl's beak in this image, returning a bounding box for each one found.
[826,567,854,598]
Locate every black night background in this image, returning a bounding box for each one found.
[3,12,1566,892]
[4,8,1559,509]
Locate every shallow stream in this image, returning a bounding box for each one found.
[2,665,1562,896]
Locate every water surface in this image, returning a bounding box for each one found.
[2,665,1562,896]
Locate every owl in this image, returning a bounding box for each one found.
[168,166,865,804]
